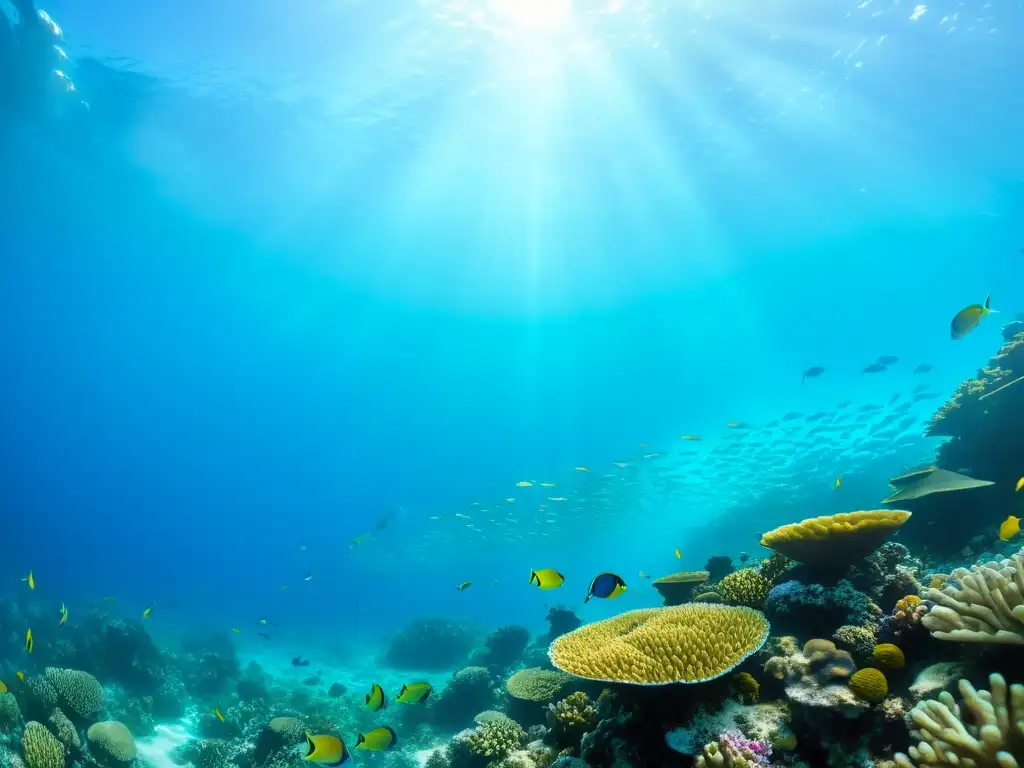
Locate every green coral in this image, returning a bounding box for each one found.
[44,669,104,722]
[86,722,136,766]
[505,668,571,702]
[718,569,770,606]
[0,693,22,733]
[47,710,80,753]
[21,721,64,768]
[466,719,526,761]
[547,692,597,752]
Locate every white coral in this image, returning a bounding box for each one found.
[894,673,1024,767]
[922,549,1024,644]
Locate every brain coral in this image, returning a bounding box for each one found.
[506,668,572,702]
[44,668,104,721]
[760,510,911,571]
[849,668,888,703]
[872,643,905,669]
[22,721,65,768]
[549,604,770,685]
[86,722,137,766]
[719,569,770,606]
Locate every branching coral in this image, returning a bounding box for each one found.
[546,692,597,752]
[548,604,770,685]
[466,719,526,761]
[894,673,1024,767]
[695,732,772,767]
[921,549,1024,643]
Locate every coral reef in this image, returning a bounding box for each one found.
[651,572,710,606]
[466,719,526,762]
[546,692,597,753]
[872,643,905,669]
[539,608,582,645]
[43,668,104,723]
[833,624,877,661]
[549,604,770,685]
[894,673,1023,766]
[849,669,888,703]
[385,617,477,670]
[718,570,770,607]
[506,669,572,703]
[85,722,136,766]
[705,556,736,583]
[764,579,878,638]
[695,732,772,767]
[20,722,63,768]
[472,626,530,673]
[922,547,1024,643]
[433,666,497,730]
[761,510,912,573]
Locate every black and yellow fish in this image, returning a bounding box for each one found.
[59,603,68,626]
[355,727,397,752]
[16,672,24,682]
[142,603,155,620]
[395,682,432,704]
[585,573,627,603]
[23,571,34,590]
[212,708,225,723]
[528,569,565,590]
[364,683,386,712]
[951,295,996,339]
[25,628,33,654]
[303,732,349,766]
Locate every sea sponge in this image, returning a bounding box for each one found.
[652,571,710,606]
[0,692,22,732]
[44,668,104,722]
[922,548,1024,643]
[872,643,905,669]
[896,595,922,613]
[719,569,770,606]
[506,668,572,702]
[760,510,912,571]
[21,721,64,768]
[894,673,1024,767]
[86,722,137,766]
[548,604,770,685]
[849,669,888,703]
[466,718,526,760]
[48,709,80,753]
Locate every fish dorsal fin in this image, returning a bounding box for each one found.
[356,733,365,746]
[384,726,397,743]
[304,733,315,758]
[985,294,991,310]
[398,684,407,698]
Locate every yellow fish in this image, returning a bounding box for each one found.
[395,682,432,704]
[529,569,565,589]
[0,680,6,693]
[16,672,24,682]
[834,475,842,491]
[516,481,533,487]
[1016,477,1024,492]
[59,603,68,626]
[303,732,350,766]
[674,549,682,559]
[951,295,996,339]
[23,571,34,590]
[212,708,225,723]
[25,628,33,654]
[999,515,1021,542]
[456,581,472,591]
[355,727,397,752]
[680,435,702,441]
[364,683,386,712]
[232,627,241,634]
[142,603,155,620]
[574,466,591,473]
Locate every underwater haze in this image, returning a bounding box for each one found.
[2,0,1024,765]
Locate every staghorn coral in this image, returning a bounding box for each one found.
[894,673,1024,767]
[872,643,906,669]
[849,669,888,703]
[43,669,103,722]
[506,669,572,703]
[20,722,63,768]
[546,692,597,752]
[548,604,770,685]
[46,710,79,754]
[466,719,526,761]
[833,624,877,661]
[86,722,136,766]
[921,548,1024,643]
[651,571,710,606]
[718,569,770,606]
[760,510,912,571]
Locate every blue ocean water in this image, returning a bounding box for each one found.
[1,0,1022,664]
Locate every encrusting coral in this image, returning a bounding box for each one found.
[548,604,770,685]
[760,510,912,571]
[921,548,1024,644]
[894,673,1024,767]
[718,569,771,607]
[506,669,572,703]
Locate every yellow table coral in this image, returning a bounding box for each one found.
[760,510,912,570]
[548,604,770,685]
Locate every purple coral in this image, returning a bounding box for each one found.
[720,731,772,766]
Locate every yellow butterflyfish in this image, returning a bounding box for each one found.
[231,627,241,634]
[25,628,33,654]
[834,475,842,491]
[59,602,68,626]
[999,515,1021,542]
[142,603,155,620]
[213,708,225,723]
[16,672,24,682]
[674,549,682,559]
[23,571,34,590]
[529,569,565,589]
[680,435,702,441]
[1016,477,1024,492]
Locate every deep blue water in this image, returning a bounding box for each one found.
[1,0,1022,653]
